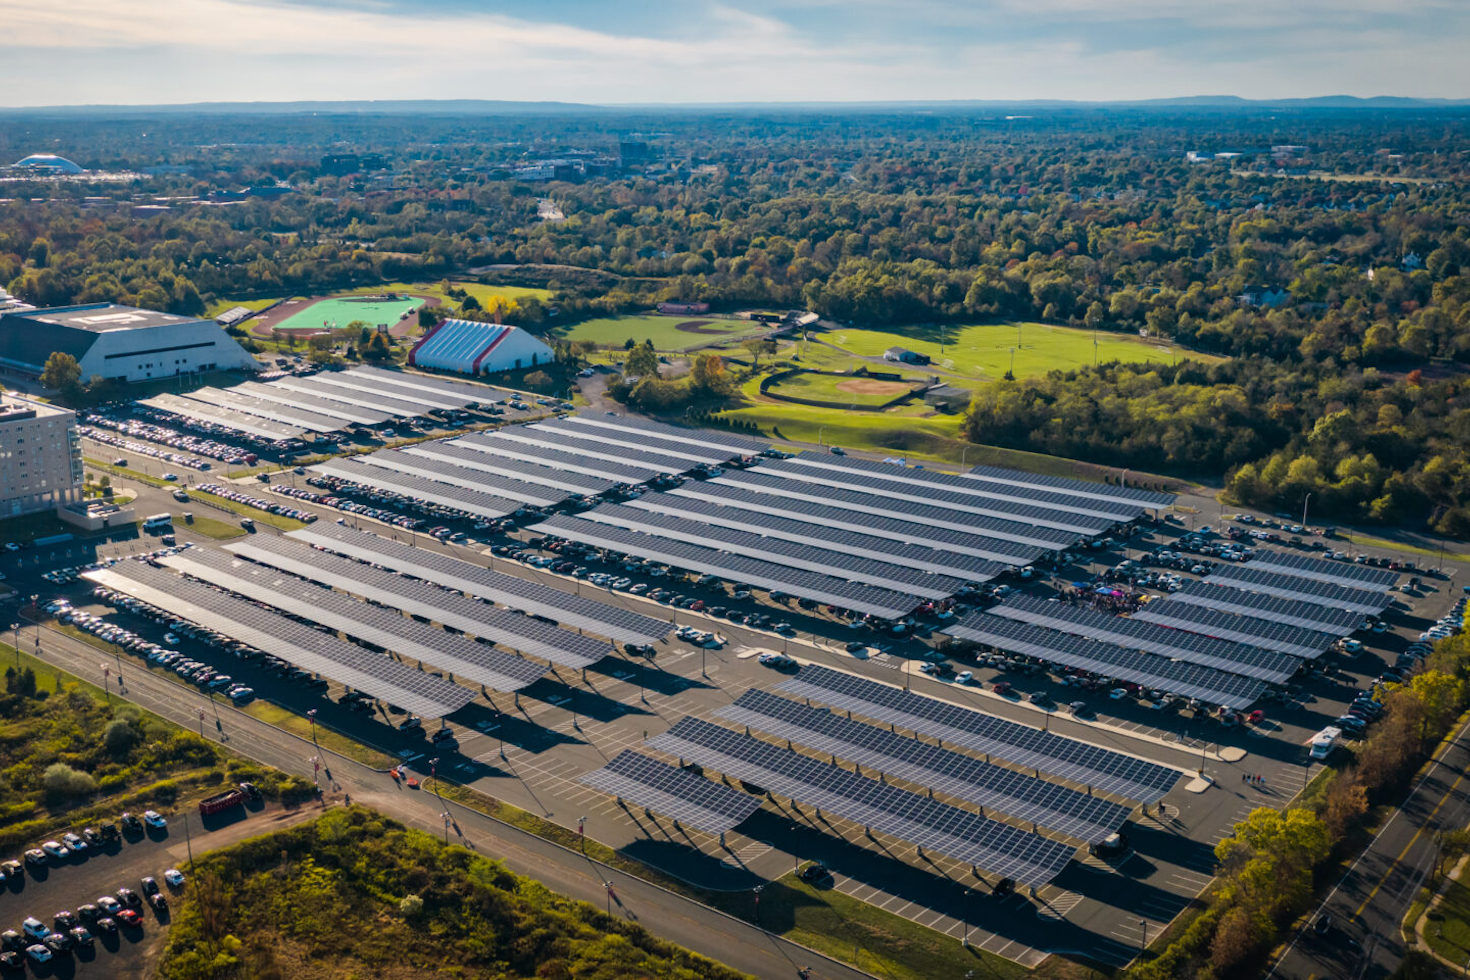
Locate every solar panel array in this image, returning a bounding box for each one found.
[311,458,524,519]
[1131,600,1336,660]
[456,431,662,485]
[311,370,473,411]
[286,522,671,643]
[161,548,549,691]
[647,717,1076,886]
[783,452,1145,523]
[183,386,343,433]
[496,426,696,474]
[1169,581,1364,633]
[709,471,1079,549]
[563,413,769,455]
[530,513,921,619]
[141,393,304,441]
[236,380,391,426]
[408,441,616,496]
[990,596,1301,683]
[750,459,1113,535]
[579,751,763,835]
[84,562,476,718]
[271,375,426,417]
[1247,549,1399,590]
[671,480,1047,565]
[715,690,1129,842]
[946,613,1265,708]
[964,463,1177,508]
[1205,565,1392,615]
[536,418,732,465]
[226,535,612,667]
[349,364,507,405]
[776,665,1181,802]
[354,448,568,507]
[575,503,970,598]
[626,492,1006,582]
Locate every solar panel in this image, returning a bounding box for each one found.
[84,562,475,718]
[270,376,426,417]
[237,381,391,426]
[715,690,1129,842]
[1204,565,1392,615]
[354,449,569,507]
[347,365,503,405]
[140,393,304,441]
[946,614,1265,708]
[647,717,1076,886]
[183,387,343,433]
[224,536,614,667]
[1246,549,1399,590]
[626,492,1006,582]
[530,514,920,620]
[670,481,1047,565]
[776,666,1182,802]
[309,371,470,412]
[990,596,1301,683]
[708,471,1079,549]
[1167,581,1363,634]
[963,463,1176,508]
[575,503,970,597]
[749,459,1114,535]
[161,549,548,691]
[563,413,769,455]
[535,418,732,465]
[458,431,664,485]
[580,751,763,835]
[783,452,1145,523]
[311,459,524,520]
[1131,600,1336,659]
[408,441,616,496]
[493,427,691,474]
[284,522,671,643]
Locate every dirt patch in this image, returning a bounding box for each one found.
[835,377,914,396]
[674,320,732,335]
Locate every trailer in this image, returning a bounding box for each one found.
[199,788,245,816]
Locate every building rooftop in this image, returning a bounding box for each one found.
[0,393,72,422]
[17,304,199,333]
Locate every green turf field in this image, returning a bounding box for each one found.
[822,321,1213,379]
[766,370,924,406]
[554,314,766,350]
[203,296,280,319]
[273,295,425,332]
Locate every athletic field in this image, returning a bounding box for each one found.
[766,371,924,407]
[554,314,766,350]
[271,295,425,333]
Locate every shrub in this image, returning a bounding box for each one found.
[43,763,96,803]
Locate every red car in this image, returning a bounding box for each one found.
[115,909,142,927]
[992,681,1013,695]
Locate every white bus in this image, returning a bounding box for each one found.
[142,513,173,533]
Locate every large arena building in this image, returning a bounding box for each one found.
[0,303,260,383]
[407,319,554,376]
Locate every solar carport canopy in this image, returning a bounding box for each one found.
[946,613,1265,708]
[1205,565,1392,615]
[307,370,471,412]
[270,375,426,417]
[648,717,1076,887]
[574,503,971,598]
[782,453,1147,523]
[991,596,1301,683]
[286,522,671,643]
[1131,600,1336,659]
[561,413,769,456]
[236,381,391,426]
[778,665,1181,802]
[84,562,475,718]
[706,471,1079,550]
[493,426,693,475]
[749,459,1114,536]
[535,418,734,466]
[530,513,921,620]
[1246,549,1399,590]
[580,751,763,835]
[183,386,343,433]
[311,459,524,519]
[671,480,1048,565]
[1169,581,1364,634]
[348,365,502,406]
[160,548,548,691]
[353,448,569,507]
[224,536,611,668]
[457,432,665,485]
[406,441,617,496]
[141,393,304,441]
[626,492,1006,583]
[716,689,1129,843]
[964,464,1176,508]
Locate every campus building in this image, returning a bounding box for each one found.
[0,303,260,383]
[407,320,554,377]
[0,393,83,517]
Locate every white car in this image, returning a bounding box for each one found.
[163,868,186,887]
[954,670,973,685]
[142,810,167,829]
[40,840,67,860]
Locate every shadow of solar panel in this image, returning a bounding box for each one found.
[715,690,1129,843]
[647,717,1076,887]
[580,751,762,835]
[1131,600,1335,659]
[775,666,1180,803]
[85,562,475,718]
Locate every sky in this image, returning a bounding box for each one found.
[2,0,1467,106]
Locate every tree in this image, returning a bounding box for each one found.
[523,370,553,391]
[39,351,82,397]
[362,331,394,362]
[104,718,139,755]
[690,353,732,396]
[43,762,97,802]
[625,340,659,379]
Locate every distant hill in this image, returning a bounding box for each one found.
[0,99,605,116]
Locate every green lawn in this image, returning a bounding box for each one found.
[344,280,551,304]
[552,314,766,351]
[766,370,925,407]
[203,296,281,319]
[185,515,246,540]
[822,321,1215,380]
[190,491,308,532]
[1423,875,1470,964]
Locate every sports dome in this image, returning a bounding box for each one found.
[12,154,84,174]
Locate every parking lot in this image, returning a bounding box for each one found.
[5,404,1462,972]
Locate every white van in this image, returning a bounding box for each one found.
[1309,726,1342,760]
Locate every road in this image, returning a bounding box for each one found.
[18,620,870,980]
[1270,714,1470,979]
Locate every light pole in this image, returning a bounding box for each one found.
[1302,492,1312,528]
[1139,919,1148,959]
[307,708,319,751]
[961,887,970,947]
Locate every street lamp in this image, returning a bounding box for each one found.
[1302,492,1313,528]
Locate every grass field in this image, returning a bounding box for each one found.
[185,515,246,540]
[820,321,1213,380]
[766,370,925,406]
[553,314,766,350]
[203,296,281,319]
[272,295,425,332]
